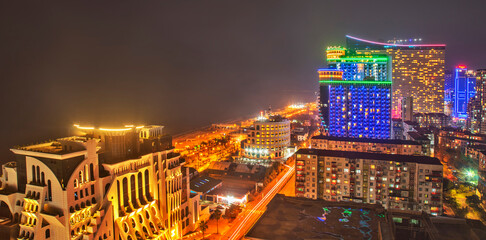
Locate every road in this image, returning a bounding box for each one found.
[221,162,296,240]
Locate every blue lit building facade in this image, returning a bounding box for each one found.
[444,70,454,115]
[319,48,392,139]
[453,65,476,119]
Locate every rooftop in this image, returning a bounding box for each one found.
[403,121,419,126]
[246,194,389,240]
[346,35,446,50]
[189,176,222,194]
[407,132,430,141]
[312,135,421,145]
[414,112,448,118]
[14,140,85,155]
[256,114,289,123]
[296,148,442,165]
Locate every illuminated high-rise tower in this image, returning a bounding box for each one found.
[444,70,454,116]
[346,35,446,117]
[468,69,486,133]
[318,47,391,139]
[453,65,476,119]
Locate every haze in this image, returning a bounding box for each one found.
[1,0,485,160]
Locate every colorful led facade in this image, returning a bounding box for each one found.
[346,35,446,117]
[319,48,391,139]
[453,65,476,119]
[444,70,454,115]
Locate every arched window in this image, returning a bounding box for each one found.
[31,166,36,183]
[137,172,143,201]
[48,180,52,201]
[117,181,121,210]
[144,170,150,199]
[79,171,83,184]
[74,179,78,188]
[36,166,40,183]
[90,164,94,181]
[122,178,129,207]
[41,172,45,186]
[85,165,89,183]
[130,175,136,204]
[45,229,50,238]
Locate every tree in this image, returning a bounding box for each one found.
[199,220,208,240]
[212,208,223,234]
[225,204,241,219]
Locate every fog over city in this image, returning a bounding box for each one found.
[1,0,485,160]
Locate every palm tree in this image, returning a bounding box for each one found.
[213,208,223,234]
[199,220,208,240]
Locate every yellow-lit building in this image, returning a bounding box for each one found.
[0,125,201,240]
[345,35,446,117]
[242,115,290,159]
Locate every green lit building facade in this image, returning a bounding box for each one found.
[319,49,392,139]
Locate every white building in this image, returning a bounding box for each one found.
[242,115,290,159]
[0,125,201,240]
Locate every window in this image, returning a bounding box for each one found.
[130,175,136,202]
[90,164,94,181]
[48,180,52,201]
[91,185,95,195]
[45,229,50,239]
[75,192,79,200]
[79,171,84,184]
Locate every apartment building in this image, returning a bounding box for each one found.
[295,148,443,215]
[311,135,422,155]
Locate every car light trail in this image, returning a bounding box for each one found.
[228,164,295,240]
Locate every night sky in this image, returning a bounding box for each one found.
[1,0,485,160]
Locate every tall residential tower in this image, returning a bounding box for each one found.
[346,35,446,117]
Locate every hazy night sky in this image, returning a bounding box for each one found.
[0,0,485,160]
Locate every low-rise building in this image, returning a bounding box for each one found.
[295,148,443,215]
[242,115,290,159]
[438,128,486,152]
[414,113,449,128]
[392,118,404,140]
[478,151,486,205]
[311,135,422,155]
[406,131,433,156]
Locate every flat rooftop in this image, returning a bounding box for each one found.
[189,176,222,194]
[14,141,83,155]
[312,135,421,145]
[296,148,442,165]
[246,195,389,240]
[429,217,486,240]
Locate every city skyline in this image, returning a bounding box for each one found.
[1,1,486,160]
[1,2,486,239]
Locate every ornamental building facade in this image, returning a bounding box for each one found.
[0,125,200,240]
